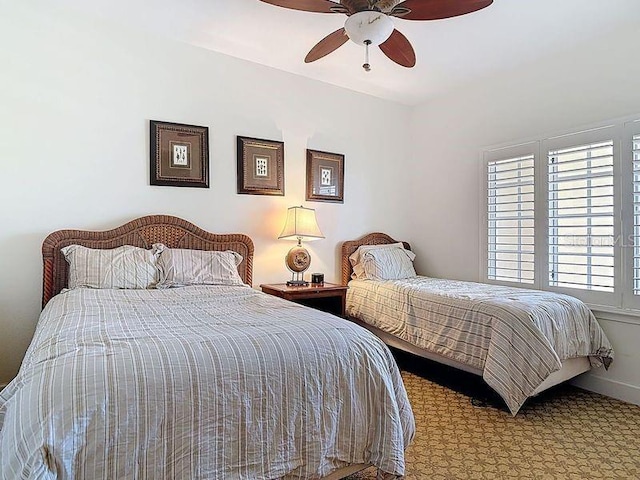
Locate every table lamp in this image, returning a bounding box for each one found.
[278,206,324,286]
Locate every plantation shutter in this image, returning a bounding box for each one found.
[633,134,640,295]
[487,154,535,284]
[547,140,615,292]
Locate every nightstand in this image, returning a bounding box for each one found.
[260,283,348,317]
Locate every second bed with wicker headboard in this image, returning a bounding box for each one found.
[340,232,612,415]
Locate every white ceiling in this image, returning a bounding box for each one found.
[57,0,640,105]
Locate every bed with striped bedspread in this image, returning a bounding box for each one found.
[347,277,613,415]
[0,285,414,479]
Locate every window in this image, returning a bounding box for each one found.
[633,134,640,295]
[481,121,640,309]
[487,154,535,284]
[548,141,615,292]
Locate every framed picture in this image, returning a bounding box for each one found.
[306,149,344,203]
[237,136,285,196]
[150,120,209,188]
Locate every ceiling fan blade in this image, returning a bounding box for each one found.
[392,0,493,20]
[305,28,349,63]
[258,0,341,14]
[379,29,416,68]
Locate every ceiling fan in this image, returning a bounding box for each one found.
[258,0,493,71]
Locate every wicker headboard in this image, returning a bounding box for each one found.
[41,215,254,307]
[340,232,411,286]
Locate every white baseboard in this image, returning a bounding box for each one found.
[571,374,640,407]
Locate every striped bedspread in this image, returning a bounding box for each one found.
[0,286,414,479]
[346,277,613,415]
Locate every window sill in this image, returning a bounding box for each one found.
[587,304,640,326]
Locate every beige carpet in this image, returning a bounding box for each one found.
[348,361,640,480]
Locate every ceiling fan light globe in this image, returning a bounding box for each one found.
[344,11,394,46]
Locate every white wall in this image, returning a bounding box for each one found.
[408,26,640,404]
[0,2,412,384]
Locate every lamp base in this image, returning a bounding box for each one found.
[285,243,311,288]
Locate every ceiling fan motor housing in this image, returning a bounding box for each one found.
[344,10,394,46]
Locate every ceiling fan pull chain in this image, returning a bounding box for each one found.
[363,40,372,72]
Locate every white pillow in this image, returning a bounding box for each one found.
[350,243,416,279]
[359,247,417,281]
[349,242,407,267]
[61,244,160,290]
[155,244,244,288]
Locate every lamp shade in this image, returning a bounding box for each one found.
[344,11,394,46]
[278,206,324,241]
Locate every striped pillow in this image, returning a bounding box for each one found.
[359,247,417,280]
[61,245,160,290]
[155,245,244,288]
[349,242,407,268]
